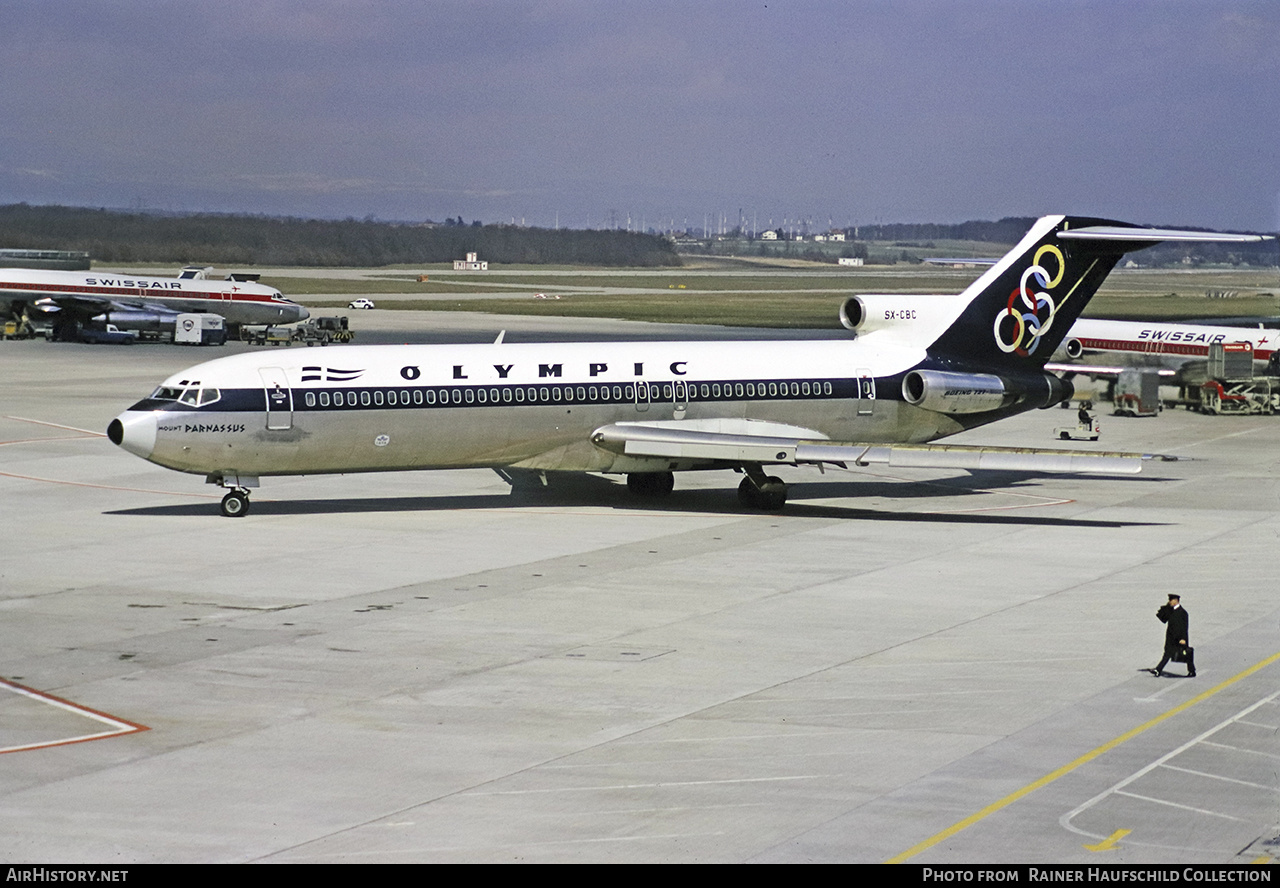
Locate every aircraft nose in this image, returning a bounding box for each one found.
[294,304,310,321]
[108,411,158,459]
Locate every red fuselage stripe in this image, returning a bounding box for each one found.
[1080,338,1274,360]
[0,281,279,303]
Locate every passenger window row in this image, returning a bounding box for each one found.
[299,380,837,409]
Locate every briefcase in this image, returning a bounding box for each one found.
[1173,646,1194,663]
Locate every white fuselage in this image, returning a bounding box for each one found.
[1067,318,1278,363]
[0,268,308,326]
[111,338,963,478]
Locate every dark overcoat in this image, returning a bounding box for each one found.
[1157,604,1189,654]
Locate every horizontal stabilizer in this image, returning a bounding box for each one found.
[1058,226,1270,243]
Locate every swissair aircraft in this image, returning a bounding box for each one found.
[1062,317,1279,365]
[107,215,1267,517]
[0,266,308,338]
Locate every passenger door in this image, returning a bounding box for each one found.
[259,367,293,430]
[856,369,875,416]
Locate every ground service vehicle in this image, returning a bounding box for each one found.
[79,324,137,345]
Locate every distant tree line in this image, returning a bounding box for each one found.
[848,217,1038,245]
[0,204,682,267]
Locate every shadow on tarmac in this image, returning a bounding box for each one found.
[105,472,1167,528]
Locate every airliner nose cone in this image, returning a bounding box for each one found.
[110,411,158,459]
[295,305,310,321]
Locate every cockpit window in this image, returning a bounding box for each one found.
[151,382,218,407]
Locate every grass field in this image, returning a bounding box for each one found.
[285,263,1280,329]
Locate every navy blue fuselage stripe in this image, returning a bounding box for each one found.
[130,377,880,413]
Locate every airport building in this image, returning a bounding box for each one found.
[453,251,488,271]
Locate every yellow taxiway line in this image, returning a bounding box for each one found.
[886,650,1280,863]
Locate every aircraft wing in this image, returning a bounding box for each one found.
[32,293,180,315]
[591,421,1146,475]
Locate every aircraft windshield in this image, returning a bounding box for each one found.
[150,385,220,406]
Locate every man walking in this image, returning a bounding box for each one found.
[1148,594,1195,677]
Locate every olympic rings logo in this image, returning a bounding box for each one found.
[993,244,1065,355]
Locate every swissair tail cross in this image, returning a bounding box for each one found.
[106,215,1269,516]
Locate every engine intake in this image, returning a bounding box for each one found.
[839,296,865,331]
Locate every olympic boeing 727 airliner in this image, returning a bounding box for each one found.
[107,215,1268,516]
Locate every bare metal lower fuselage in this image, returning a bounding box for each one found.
[149,394,960,478]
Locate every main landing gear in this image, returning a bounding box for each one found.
[624,467,789,511]
[737,468,787,511]
[220,489,251,518]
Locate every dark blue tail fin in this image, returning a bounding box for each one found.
[928,215,1152,370]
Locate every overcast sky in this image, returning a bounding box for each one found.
[2,0,1277,232]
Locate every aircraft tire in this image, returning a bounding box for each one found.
[220,491,250,518]
[738,476,787,511]
[627,471,675,497]
[759,476,787,511]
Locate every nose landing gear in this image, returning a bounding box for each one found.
[220,489,251,517]
[210,474,259,517]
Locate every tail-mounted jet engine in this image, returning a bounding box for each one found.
[839,295,931,334]
[901,369,1073,415]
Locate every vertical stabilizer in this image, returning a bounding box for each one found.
[927,215,1138,370]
